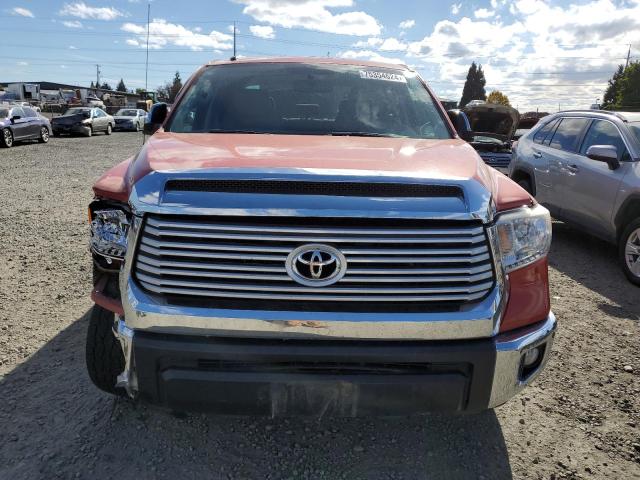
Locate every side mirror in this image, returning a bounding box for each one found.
[586,145,620,170]
[143,103,168,136]
[11,115,21,122]
[447,109,472,141]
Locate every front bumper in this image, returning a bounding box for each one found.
[52,124,90,134]
[115,313,556,415]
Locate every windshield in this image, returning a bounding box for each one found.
[167,63,451,139]
[65,108,91,117]
[630,122,640,144]
[116,109,137,116]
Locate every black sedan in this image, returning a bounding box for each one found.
[0,105,52,148]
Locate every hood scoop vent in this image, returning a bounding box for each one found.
[164,179,463,198]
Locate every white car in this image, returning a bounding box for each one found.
[112,108,146,132]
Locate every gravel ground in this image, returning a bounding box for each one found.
[0,132,638,480]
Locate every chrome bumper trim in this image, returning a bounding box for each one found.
[488,313,557,408]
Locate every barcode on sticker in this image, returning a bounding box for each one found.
[359,70,407,83]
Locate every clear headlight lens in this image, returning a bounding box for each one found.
[492,204,551,273]
[90,209,129,258]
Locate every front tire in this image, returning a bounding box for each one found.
[517,179,533,195]
[1,128,13,148]
[619,218,640,286]
[105,124,112,135]
[85,305,126,396]
[39,127,50,143]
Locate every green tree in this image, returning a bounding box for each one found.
[487,90,511,106]
[157,71,183,103]
[459,62,487,108]
[602,64,625,110]
[100,82,112,91]
[90,81,95,89]
[116,78,127,93]
[616,61,640,111]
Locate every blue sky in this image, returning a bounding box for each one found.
[2,0,639,111]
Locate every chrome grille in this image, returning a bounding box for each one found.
[479,152,511,169]
[134,215,495,309]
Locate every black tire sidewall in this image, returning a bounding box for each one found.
[619,218,640,286]
[517,179,532,195]
[1,128,13,148]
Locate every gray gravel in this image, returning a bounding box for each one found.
[0,132,639,480]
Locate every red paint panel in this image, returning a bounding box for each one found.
[499,257,551,333]
[92,157,133,203]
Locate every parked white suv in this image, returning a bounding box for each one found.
[510,110,640,284]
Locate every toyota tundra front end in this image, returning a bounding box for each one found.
[86,58,556,416]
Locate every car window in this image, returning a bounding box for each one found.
[579,120,630,161]
[629,122,640,145]
[166,63,452,139]
[95,110,105,118]
[548,117,589,152]
[23,107,37,118]
[533,118,559,145]
[10,107,25,118]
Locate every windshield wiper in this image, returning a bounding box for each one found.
[207,129,270,134]
[329,131,406,138]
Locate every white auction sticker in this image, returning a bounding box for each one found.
[359,70,407,83]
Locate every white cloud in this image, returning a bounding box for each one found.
[378,37,407,52]
[398,19,415,29]
[17,61,28,66]
[234,0,381,36]
[69,45,78,49]
[11,7,34,18]
[249,25,275,39]
[352,37,383,48]
[122,18,233,51]
[474,8,495,18]
[125,38,139,46]
[59,2,123,20]
[62,20,83,28]
[338,49,406,65]
[451,3,462,15]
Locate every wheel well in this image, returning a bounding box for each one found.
[510,169,536,195]
[615,197,640,239]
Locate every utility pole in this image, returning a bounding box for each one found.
[145,1,150,92]
[625,44,631,69]
[95,64,101,89]
[231,21,237,60]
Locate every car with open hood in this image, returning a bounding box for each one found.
[462,101,520,174]
[85,57,555,416]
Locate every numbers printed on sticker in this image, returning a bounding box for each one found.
[359,70,407,83]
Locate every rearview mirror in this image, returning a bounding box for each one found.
[143,102,168,136]
[586,145,620,170]
[447,109,472,141]
[11,115,21,122]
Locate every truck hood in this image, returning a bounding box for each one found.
[94,131,533,216]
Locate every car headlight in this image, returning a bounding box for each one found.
[492,204,551,273]
[90,209,129,259]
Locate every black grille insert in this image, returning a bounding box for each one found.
[165,179,463,198]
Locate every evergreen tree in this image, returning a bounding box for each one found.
[616,61,640,111]
[100,82,112,91]
[157,71,184,103]
[459,62,487,108]
[116,78,127,93]
[602,64,624,110]
[90,81,95,89]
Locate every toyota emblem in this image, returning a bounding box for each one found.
[286,244,347,287]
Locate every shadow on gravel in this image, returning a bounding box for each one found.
[0,310,513,480]
[549,221,640,321]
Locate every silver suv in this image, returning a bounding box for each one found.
[510,110,640,284]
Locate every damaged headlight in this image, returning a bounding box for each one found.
[90,209,129,259]
[492,204,552,273]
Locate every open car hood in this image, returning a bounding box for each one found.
[463,103,520,143]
